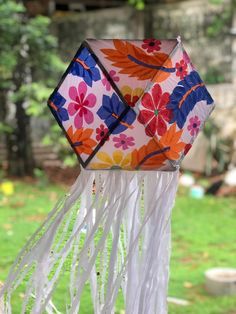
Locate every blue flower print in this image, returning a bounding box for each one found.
[167,71,214,129]
[97,93,136,134]
[49,91,69,123]
[70,47,101,87]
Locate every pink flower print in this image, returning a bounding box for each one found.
[183,50,196,70]
[102,70,120,91]
[68,81,96,129]
[187,115,201,136]
[113,134,135,150]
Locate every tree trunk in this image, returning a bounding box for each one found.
[0,90,7,131]
[0,89,8,171]
[6,17,36,177]
[7,100,35,177]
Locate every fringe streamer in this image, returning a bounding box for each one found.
[0,170,179,314]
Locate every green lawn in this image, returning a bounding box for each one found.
[0,181,235,314]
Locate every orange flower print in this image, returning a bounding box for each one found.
[131,123,186,169]
[67,126,96,155]
[159,123,186,160]
[131,139,167,170]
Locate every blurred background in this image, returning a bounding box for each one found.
[0,0,235,313]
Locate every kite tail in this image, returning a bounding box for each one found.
[0,170,179,314]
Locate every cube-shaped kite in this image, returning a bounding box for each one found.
[48,38,214,170]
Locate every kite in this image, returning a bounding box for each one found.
[1,37,214,314]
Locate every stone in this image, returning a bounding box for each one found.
[205,268,236,296]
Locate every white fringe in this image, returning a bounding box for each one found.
[0,170,179,314]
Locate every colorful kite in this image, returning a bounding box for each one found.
[1,37,214,313]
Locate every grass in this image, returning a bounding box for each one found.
[0,180,235,313]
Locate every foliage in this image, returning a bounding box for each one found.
[0,1,64,89]
[203,66,225,84]
[0,1,24,89]
[128,0,145,10]
[208,0,225,5]
[203,0,234,87]
[0,122,12,133]
[42,125,78,166]
[33,168,49,187]
[0,181,235,313]
[0,0,66,174]
[206,2,232,38]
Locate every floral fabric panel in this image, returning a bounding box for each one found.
[48,39,214,170]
